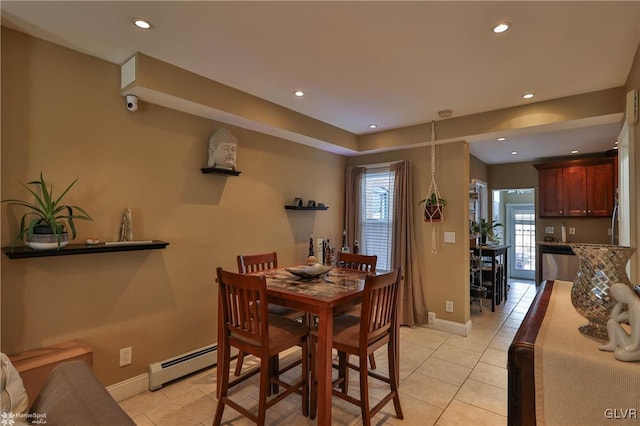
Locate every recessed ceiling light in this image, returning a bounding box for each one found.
[613,146,619,150]
[497,137,506,142]
[293,90,305,97]
[614,141,619,145]
[570,150,579,154]
[438,109,453,118]
[133,18,152,29]
[493,22,510,34]
[511,151,518,155]
[369,124,378,129]
[522,92,535,99]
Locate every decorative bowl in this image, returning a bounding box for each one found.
[285,263,334,279]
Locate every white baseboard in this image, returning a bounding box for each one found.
[426,318,472,336]
[107,373,149,402]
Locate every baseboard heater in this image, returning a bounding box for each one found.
[148,344,221,391]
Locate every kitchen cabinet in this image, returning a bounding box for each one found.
[535,157,615,218]
[538,167,565,216]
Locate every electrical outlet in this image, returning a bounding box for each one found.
[445,300,454,313]
[119,347,132,367]
[545,227,554,234]
[428,312,436,323]
[569,227,575,235]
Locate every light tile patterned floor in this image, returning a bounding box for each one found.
[120,280,536,425]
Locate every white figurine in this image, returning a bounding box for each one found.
[207,128,238,170]
[599,283,640,362]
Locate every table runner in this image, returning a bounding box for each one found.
[534,280,640,425]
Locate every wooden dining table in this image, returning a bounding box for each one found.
[216,266,368,426]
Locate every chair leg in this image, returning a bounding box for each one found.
[309,336,317,420]
[234,350,245,376]
[213,344,231,426]
[388,336,404,420]
[301,338,309,417]
[338,351,349,394]
[359,352,372,426]
[368,353,377,370]
[255,358,269,426]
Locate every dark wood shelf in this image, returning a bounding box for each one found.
[3,240,170,259]
[284,205,329,211]
[201,167,241,176]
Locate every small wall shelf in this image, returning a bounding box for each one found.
[201,167,241,176]
[284,206,329,211]
[3,240,170,259]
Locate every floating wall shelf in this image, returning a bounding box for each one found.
[284,206,329,211]
[3,240,170,259]
[201,167,241,176]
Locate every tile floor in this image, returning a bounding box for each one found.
[120,279,536,426]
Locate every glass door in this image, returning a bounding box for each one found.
[506,203,535,280]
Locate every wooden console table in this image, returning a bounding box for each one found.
[508,280,640,425]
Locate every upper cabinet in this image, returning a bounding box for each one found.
[534,157,615,218]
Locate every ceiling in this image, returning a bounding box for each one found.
[2,1,639,164]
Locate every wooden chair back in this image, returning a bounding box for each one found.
[360,268,401,345]
[337,252,377,273]
[237,252,278,274]
[216,267,269,350]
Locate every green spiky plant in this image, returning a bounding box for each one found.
[1,172,92,249]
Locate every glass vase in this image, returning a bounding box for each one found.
[570,244,635,339]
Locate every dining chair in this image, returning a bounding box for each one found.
[335,251,378,369]
[235,252,307,380]
[309,268,404,425]
[336,252,377,273]
[214,268,309,426]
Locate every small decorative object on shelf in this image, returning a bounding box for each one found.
[294,197,303,207]
[353,240,360,254]
[1,172,92,251]
[571,244,635,339]
[119,208,133,242]
[307,200,316,207]
[207,127,238,170]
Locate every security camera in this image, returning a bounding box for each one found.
[125,94,138,112]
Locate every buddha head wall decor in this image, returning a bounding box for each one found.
[207,127,238,170]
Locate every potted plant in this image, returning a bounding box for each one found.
[470,218,503,245]
[419,193,446,222]
[1,172,92,250]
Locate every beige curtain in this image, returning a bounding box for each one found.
[391,160,428,326]
[344,166,365,253]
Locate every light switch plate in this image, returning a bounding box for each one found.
[444,231,455,243]
[545,227,554,234]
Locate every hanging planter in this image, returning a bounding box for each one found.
[419,193,446,222]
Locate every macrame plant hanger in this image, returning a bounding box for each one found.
[424,120,443,253]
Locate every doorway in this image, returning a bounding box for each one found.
[506,203,536,280]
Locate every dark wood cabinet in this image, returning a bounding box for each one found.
[538,167,565,216]
[535,157,615,218]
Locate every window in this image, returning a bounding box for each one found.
[361,167,395,271]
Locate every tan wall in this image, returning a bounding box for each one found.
[348,142,470,324]
[1,28,346,386]
[469,154,488,184]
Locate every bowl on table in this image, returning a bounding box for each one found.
[285,263,334,279]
